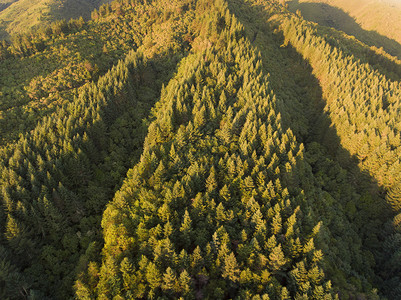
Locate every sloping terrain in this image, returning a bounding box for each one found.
[0,0,195,297]
[0,0,401,298]
[83,0,401,299]
[286,0,401,59]
[0,0,111,39]
[0,0,17,12]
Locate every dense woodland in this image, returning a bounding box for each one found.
[0,0,112,39]
[1,0,401,299]
[286,0,401,60]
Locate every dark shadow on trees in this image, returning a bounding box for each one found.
[65,50,189,297]
[227,0,394,297]
[1,48,189,298]
[0,24,10,40]
[0,34,133,146]
[0,3,13,12]
[287,0,401,61]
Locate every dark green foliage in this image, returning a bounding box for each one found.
[250,0,401,297]
[0,0,195,297]
[91,0,348,298]
[0,49,147,298]
[0,0,400,298]
[0,0,109,40]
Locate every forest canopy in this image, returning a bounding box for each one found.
[0,0,401,299]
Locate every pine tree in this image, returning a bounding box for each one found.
[269,245,287,272]
[162,267,177,292]
[222,252,239,283]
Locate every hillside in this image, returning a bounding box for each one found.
[0,0,110,39]
[1,0,401,298]
[0,0,17,12]
[286,0,401,59]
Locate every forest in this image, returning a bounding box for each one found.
[1,0,401,299]
[0,0,112,39]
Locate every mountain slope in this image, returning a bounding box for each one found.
[263,0,401,297]
[0,0,195,297]
[0,0,110,39]
[89,1,333,298]
[0,0,17,12]
[86,0,392,298]
[286,0,401,59]
[1,0,401,298]
[0,0,177,146]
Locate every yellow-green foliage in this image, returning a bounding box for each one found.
[90,2,333,298]
[272,1,401,191]
[1,0,401,298]
[0,0,196,297]
[287,0,401,58]
[0,0,16,11]
[0,0,192,146]
[0,0,110,39]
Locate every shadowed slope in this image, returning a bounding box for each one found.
[228,0,389,297]
[0,1,196,297]
[87,0,392,298]
[89,1,336,298]
[0,0,111,39]
[287,0,401,59]
[0,0,17,12]
[248,0,401,297]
